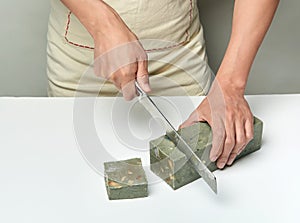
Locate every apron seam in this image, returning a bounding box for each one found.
[64,11,94,50]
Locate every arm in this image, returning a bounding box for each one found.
[181,0,279,168]
[217,0,279,90]
[61,0,151,100]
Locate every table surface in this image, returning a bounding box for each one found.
[0,95,299,223]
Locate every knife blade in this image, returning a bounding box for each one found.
[135,81,217,194]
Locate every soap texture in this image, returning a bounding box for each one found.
[150,117,263,190]
[104,158,148,200]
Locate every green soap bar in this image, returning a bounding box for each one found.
[150,117,263,190]
[104,158,148,200]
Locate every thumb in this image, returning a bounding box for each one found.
[179,109,206,129]
[136,60,151,93]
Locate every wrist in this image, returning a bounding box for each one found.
[84,1,121,40]
[215,74,246,96]
[216,53,249,94]
[215,37,254,94]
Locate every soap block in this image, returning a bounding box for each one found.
[104,158,148,200]
[150,117,263,190]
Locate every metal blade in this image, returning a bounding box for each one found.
[135,82,217,194]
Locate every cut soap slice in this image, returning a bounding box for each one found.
[150,117,263,190]
[104,158,148,200]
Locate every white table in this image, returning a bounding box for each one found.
[0,95,299,223]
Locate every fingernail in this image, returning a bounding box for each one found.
[218,162,226,169]
[143,84,151,92]
[227,158,234,166]
[210,156,218,162]
[140,82,151,92]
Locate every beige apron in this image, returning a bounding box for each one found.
[47,0,213,97]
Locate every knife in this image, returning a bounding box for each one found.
[135,81,217,194]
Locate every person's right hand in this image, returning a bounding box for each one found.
[92,3,151,100]
[61,0,151,100]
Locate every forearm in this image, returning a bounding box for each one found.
[60,0,124,39]
[217,0,280,92]
[61,1,149,99]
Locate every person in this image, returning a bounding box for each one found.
[47,0,279,169]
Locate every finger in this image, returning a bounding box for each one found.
[136,60,151,93]
[179,110,200,129]
[110,71,122,90]
[111,66,134,90]
[238,117,254,155]
[179,119,196,130]
[109,61,138,100]
[119,63,138,100]
[180,98,211,129]
[216,120,235,169]
[179,119,199,129]
[227,119,246,166]
[210,118,226,163]
[121,79,137,101]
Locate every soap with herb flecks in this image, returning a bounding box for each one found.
[104,158,148,200]
[150,117,263,190]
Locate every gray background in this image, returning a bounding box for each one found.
[0,0,299,96]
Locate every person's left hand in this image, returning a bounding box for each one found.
[180,77,254,169]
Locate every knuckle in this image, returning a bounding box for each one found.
[247,131,254,140]
[234,136,246,150]
[213,128,225,139]
[122,65,133,74]
[236,137,246,147]
[214,148,223,157]
[218,133,226,142]
[110,73,118,83]
[136,49,147,60]
[247,117,253,125]
[246,133,254,142]
[120,70,133,79]
[226,110,234,120]
[247,111,254,119]
[142,52,148,60]
[225,136,234,146]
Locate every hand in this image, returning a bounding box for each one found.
[92,4,151,100]
[180,78,254,169]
